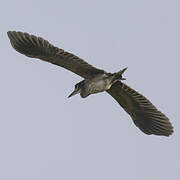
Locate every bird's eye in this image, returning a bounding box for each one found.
[75,85,78,88]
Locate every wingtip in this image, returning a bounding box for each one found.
[7,31,17,41]
[7,30,14,36]
[7,30,12,38]
[7,31,23,38]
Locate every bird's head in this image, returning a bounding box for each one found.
[68,81,84,98]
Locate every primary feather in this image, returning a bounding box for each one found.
[7,31,105,79]
[107,82,173,136]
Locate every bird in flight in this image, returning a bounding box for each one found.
[7,31,173,136]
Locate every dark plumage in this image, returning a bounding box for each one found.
[7,31,174,136]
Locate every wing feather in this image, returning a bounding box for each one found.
[107,82,173,136]
[7,31,105,78]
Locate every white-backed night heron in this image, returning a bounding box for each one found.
[7,31,173,136]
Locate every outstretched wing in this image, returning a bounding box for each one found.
[7,31,105,79]
[107,82,173,136]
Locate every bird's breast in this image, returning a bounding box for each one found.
[84,76,112,95]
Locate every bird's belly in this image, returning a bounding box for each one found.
[86,79,112,94]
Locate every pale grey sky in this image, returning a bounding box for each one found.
[0,0,179,179]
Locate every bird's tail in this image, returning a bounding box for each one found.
[112,67,128,81]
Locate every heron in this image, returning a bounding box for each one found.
[7,31,173,136]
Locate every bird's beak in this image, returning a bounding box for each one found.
[68,89,79,98]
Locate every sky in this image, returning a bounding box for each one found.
[0,0,180,179]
